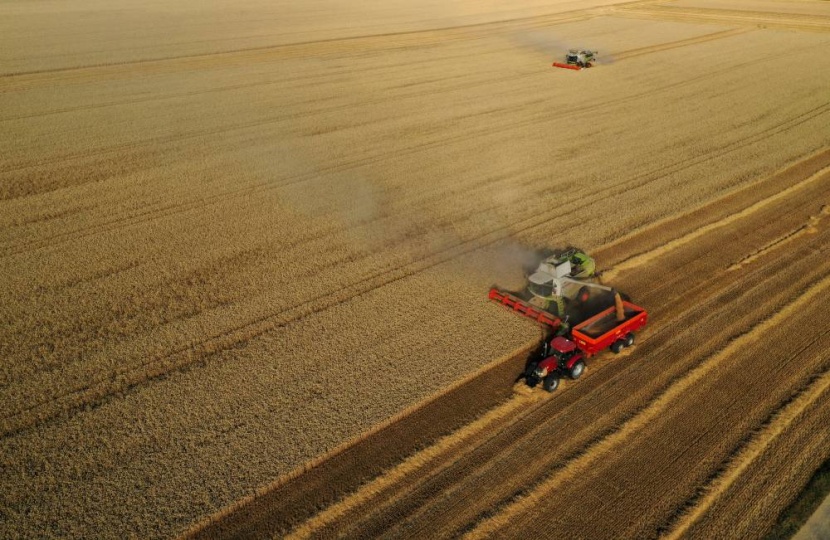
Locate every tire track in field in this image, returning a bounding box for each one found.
[0,23,810,206]
[4,49,826,437]
[613,26,753,60]
[4,120,827,443]
[179,343,537,540]
[602,164,830,281]
[6,103,827,438]
[0,24,749,123]
[283,386,549,540]
[613,4,830,32]
[666,368,830,539]
[728,203,830,270]
[0,8,602,80]
[1,34,815,254]
[592,147,830,267]
[673,381,830,539]
[215,178,830,539]
[4,59,824,260]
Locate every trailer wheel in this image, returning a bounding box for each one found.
[610,340,624,354]
[543,374,560,392]
[569,360,586,380]
[624,333,635,347]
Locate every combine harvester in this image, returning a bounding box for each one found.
[553,49,598,71]
[489,249,647,392]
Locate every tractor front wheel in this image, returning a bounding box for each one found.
[569,360,586,380]
[543,374,560,392]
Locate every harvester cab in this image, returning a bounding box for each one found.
[526,249,609,315]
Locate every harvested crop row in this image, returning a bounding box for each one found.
[667,369,830,539]
[486,263,830,538]
[275,164,830,539]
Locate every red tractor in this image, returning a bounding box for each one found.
[524,336,586,392]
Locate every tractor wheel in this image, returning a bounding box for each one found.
[610,340,624,354]
[543,374,560,393]
[624,333,635,347]
[569,360,586,380]
[525,362,539,379]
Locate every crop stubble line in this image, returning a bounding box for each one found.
[594,147,830,268]
[177,340,538,540]
[612,4,830,32]
[286,352,652,540]
[728,203,830,270]
[463,271,830,539]
[667,375,830,538]
[604,165,830,279]
[630,314,830,538]
[2,40,814,257]
[284,387,550,539]
[303,234,830,539]
[664,366,830,538]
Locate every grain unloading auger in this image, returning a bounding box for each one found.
[489,249,648,392]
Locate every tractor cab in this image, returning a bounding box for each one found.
[566,49,580,64]
[543,336,578,361]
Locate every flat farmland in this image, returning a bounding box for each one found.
[1,0,829,538]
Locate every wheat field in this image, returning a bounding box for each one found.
[2,0,830,537]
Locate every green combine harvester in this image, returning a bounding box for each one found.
[524,248,609,320]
